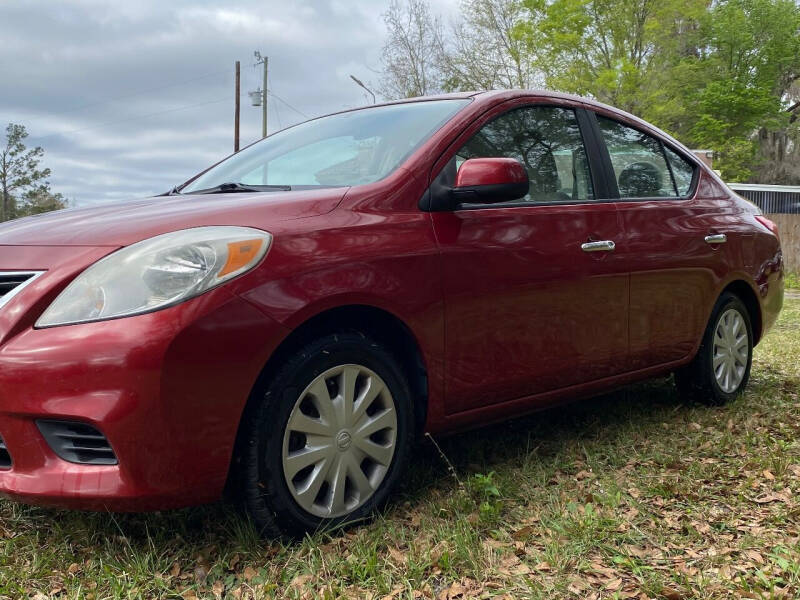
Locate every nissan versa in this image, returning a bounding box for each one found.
[0,90,783,536]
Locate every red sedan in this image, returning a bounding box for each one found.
[0,90,783,536]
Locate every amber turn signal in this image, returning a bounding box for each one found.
[219,239,266,278]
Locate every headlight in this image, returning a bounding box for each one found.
[36,226,272,327]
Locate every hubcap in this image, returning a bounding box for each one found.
[336,431,352,451]
[281,364,398,518]
[712,308,749,394]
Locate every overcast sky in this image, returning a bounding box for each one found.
[0,0,458,206]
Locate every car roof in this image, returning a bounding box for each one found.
[373,89,666,137]
[376,88,607,106]
[283,89,644,137]
[468,90,661,129]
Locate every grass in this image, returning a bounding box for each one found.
[2,300,800,599]
[785,271,799,291]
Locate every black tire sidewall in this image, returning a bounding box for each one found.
[241,333,413,537]
[697,293,754,404]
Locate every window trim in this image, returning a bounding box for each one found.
[659,140,681,197]
[661,142,697,198]
[575,108,615,200]
[421,100,616,212]
[587,111,700,203]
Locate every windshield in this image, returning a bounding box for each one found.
[181,99,470,193]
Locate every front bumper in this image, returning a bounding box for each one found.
[0,284,288,511]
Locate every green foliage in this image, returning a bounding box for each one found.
[467,471,503,521]
[17,189,68,218]
[513,0,800,181]
[685,0,800,180]
[381,0,800,179]
[468,471,501,500]
[0,123,64,221]
[519,0,709,116]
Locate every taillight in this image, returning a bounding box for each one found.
[755,215,779,238]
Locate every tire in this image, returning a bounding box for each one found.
[236,332,413,538]
[675,292,753,405]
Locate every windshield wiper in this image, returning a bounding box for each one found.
[188,182,292,194]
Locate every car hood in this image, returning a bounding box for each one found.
[0,187,348,247]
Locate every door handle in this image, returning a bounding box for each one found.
[704,233,727,245]
[581,240,616,252]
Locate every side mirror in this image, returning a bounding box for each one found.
[452,158,529,204]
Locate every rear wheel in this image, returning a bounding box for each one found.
[676,292,753,405]
[237,332,413,537]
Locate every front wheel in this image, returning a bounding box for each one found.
[237,332,413,537]
[676,292,753,405]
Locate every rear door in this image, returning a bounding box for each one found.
[588,112,726,369]
[429,100,630,414]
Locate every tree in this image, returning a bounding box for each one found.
[378,0,800,182]
[687,0,800,182]
[516,0,800,181]
[755,81,800,184]
[441,0,541,91]
[0,123,54,221]
[518,0,708,118]
[16,189,68,218]
[379,0,446,99]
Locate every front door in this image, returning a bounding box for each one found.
[430,102,630,414]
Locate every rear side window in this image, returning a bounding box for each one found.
[663,145,695,196]
[456,106,594,203]
[596,116,682,199]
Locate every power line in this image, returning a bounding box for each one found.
[246,56,308,124]
[29,97,229,141]
[49,69,230,116]
[19,61,309,143]
[273,99,283,130]
[268,76,283,130]
[267,90,310,119]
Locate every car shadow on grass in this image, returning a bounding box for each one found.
[2,375,727,553]
[401,376,688,498]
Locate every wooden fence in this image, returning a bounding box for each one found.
[768,213,800,274]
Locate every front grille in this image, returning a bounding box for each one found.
[0,435,10,469]
[37,420,118,465]
[0,272,34,296]
[0,271,43,310]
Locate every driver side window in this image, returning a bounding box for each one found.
[457,106,594,203]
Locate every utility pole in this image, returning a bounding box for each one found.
[255,51,268,138]
[234,60,240,152]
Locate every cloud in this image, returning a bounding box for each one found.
[0,0,458,206]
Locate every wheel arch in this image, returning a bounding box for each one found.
[230,304,429,482]
[721,279,763,344]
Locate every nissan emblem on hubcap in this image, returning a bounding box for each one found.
[336,430,352,451]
